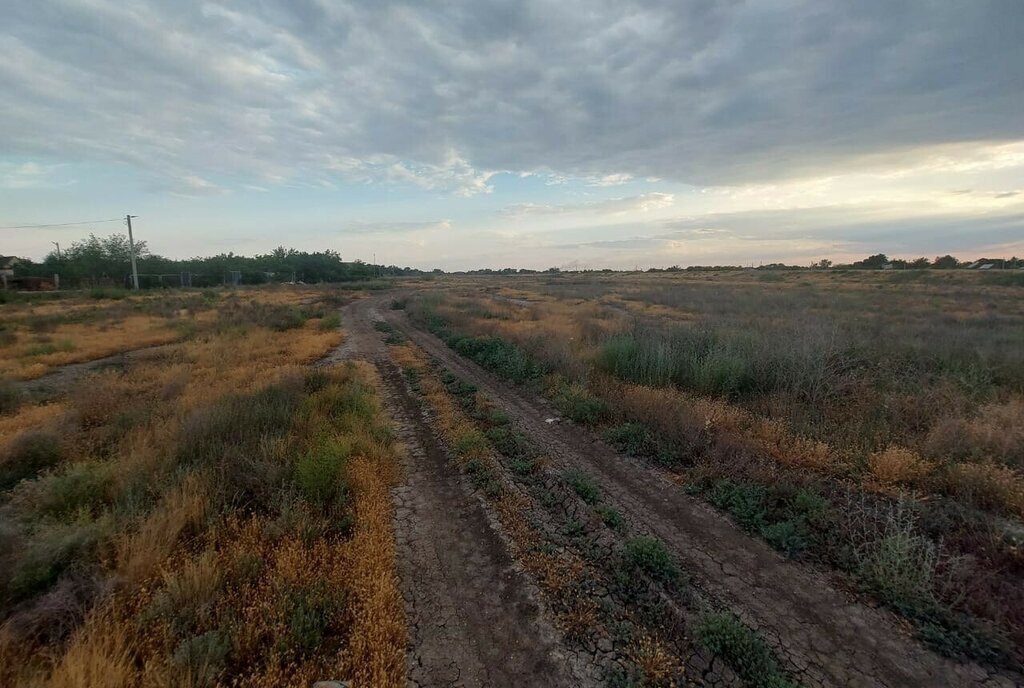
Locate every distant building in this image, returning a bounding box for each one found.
[979,263,995,270]
[0,256,19,289]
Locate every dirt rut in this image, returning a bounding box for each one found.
[327,299,584,687]
[377,296,1018,688]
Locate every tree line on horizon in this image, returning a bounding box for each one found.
[10,233,429,288]
[7,233,1023,287]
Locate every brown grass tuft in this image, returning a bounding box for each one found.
[116,473,207,584]
[868,446,931,487]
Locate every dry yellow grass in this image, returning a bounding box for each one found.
[116,472,208,584]
[47,609,136,688]
[1,316,183,380]
[868,446,932,487]
[946,462,1024,517]
[340,454,405,687]
[0,403,67,442]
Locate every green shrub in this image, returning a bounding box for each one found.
[453,429,488,458]
[510,458,536,477]
[485,426,530,458]
[171,630,231,685]
[604,423,659,457]
[564,470,601,504]
[35,462,112,518]
[318,313,341,331]
[707,480,768,531]
[853,503,937,608]
[0,379,23,415]
[621,537,680,583]
[294,439,351,507]
[447,334,546,383]
[390,298,408,310]
[0,430,63,490]
[22,339,74,357]
[596,505,625,531]
[555,384,609,425]
[696,611,795,687]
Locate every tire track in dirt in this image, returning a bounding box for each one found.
[13,343,177,401]
[328,298,585,688]
[378,295,1019,688]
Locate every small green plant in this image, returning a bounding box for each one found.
[318,312,341,331]
[564,469,601,504]
[453,428,488,458]
[510,458,536,477]
[555,384,609,425]
[621,537,680,583]
[604,423,659,457]
[22,339,74,357]
[171,629,231,685]
[294,439,351,506]
[390,298,408,310]
[696,611,796,687]
[0,379,23,415]
[0,430,63,490]
[446,334,546,383]
[596,505,625,531]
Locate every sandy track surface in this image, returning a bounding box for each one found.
[326,298,586,688]
[370,294,1019,688]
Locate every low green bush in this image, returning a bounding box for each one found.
[555,384,609,425]
[696,611,795,687]
[621,536,680,583]
[596,505,625,531]
[0,430,63,490]
[446,334,546,383]
[318,313,341,331]
[0,379,23,416]
[294,439,351,507]
[564,469,601,504]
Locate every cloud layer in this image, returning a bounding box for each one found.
[3,0,1022,195]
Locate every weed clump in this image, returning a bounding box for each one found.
[696,611,796,687]
[0,379,23,415]
[0,430,63,490]
[294,439,351,507]
[621,537,680,584]
[317,312,341,331]
[555,384,609,425]
[564,469,601,504]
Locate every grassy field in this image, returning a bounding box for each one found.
[0,287,404,686]
[404,269,1024,666]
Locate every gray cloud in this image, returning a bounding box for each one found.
[2,1,1022,193]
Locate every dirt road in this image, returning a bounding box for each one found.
[326,298,591,687]
[359,293,1017,688]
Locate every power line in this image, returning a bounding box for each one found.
[0,217,125,230]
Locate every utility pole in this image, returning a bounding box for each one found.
[51,241,61,261]
[126,214,140,290]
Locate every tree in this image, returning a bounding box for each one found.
[910,257,930,269]
[932,255,959,269]
[813,259,832,269]
[852,254,889,269]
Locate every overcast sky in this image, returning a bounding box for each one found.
[2,0,1023,269]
